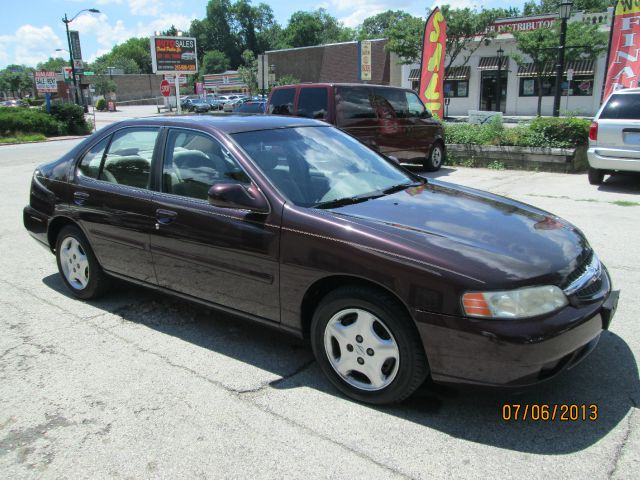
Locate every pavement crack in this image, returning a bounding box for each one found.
[607,408,635,479]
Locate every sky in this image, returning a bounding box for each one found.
[0,0,528,69]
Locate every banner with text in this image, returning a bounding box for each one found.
[418,7,447,119]
[359,40,372,81]
[603,1,640,100]
[34,71,57,93]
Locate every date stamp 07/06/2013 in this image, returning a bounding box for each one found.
[501,404,598,422]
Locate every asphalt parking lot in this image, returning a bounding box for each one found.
[1,139,638,479]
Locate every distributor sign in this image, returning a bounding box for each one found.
[34,71,57,93]
[150,36,198,74]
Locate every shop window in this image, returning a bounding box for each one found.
[519,76,594,97]
[444,80,469,98]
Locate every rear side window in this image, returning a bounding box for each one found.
[600,93,640,120]
[100,128,159,189]
[297,88,328,120]
[336,86,374,121]
[373,88,410,118]
[78,136,110,179]
[269,88,295,115]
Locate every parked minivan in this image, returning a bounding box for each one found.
[266,83,445,171]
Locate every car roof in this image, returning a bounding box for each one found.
[609,87,640,95]
[115,114,325,134]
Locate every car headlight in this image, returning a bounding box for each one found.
[462,285,568,319]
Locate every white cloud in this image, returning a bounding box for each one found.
[0,25,64,67]
[129,0,162,16]
[72,14,134,50]
[140,14,195,36]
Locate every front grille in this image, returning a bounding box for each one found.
[564,250,593,287]
[575,271,609,302]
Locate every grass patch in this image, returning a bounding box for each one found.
[613,200,640,207]
[0,133,47,144]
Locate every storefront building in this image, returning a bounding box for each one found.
[203,71,249,95]
[402,9,613,117]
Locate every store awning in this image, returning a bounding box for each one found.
[517,60,594,77]
[408,68,420,81]
[445,66,470,80]
[477,56,509,70]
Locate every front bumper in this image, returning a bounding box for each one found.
[415,289,619,387]
[587,148,640,172]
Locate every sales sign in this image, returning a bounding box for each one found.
[150,36,198,74]
[603,0,640,99]
[34,71,57,93]
[359,40,372,81]
[419,7,447,119]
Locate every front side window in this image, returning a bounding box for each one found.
[268,88,295,115]
[77,136,110,179]
[405,92,428,118]
[100,128,159,189]
[232,126,416,207]
[373,88,410,118]
[163,130,250,201]
[297,88,328,120]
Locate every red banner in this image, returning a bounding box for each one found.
[418,7,447,119]
[603,1,640,100]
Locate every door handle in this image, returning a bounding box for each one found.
[155,209,177,228]
[73,191,89,205]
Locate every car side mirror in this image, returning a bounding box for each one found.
[207,182,270,214]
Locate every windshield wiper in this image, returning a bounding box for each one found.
[382,182,424,195]
[313,193,385,209]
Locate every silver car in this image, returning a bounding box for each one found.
[587,88,640,185]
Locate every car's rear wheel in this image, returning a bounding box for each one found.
[588,167,605,185]
[310,286,428,404]
[423,143,444,172]
[55,225,110,299]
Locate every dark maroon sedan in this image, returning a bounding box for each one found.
[24,115,619,404]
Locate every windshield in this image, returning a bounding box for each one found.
[232,126,419,207]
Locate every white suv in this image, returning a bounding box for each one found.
[587,88,640,185]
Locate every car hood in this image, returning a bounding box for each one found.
[322,180,589,288]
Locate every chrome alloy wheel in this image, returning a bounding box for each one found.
[59,237,90,290]
[323,308,400,391]
[431,146,443,168]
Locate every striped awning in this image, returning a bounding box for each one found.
[477,56,509,70]
[517,60,595,77]
[408,68,420,81]
[445,66,470,80]
[408,65,471,81]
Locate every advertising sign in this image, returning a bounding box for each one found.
[34,71,57,93]
[196,82,204,95]
[603,1,640,100]
[150,36,198,74]
[418,7,447,119]
[359,40,372,81]
[164,73,188,86]
[69,31,82,60]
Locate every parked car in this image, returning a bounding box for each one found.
[267,83,445,171]
[587,87,640,185]
[182,98,211,113]
[24,115,618,405]
[223,97,250,113]
[206,96,224,111]
[233,101,266,114]
[2,99,28,108]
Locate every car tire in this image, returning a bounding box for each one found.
[588,167,605,185]
[423,143,444,172]
[310,286,429,404]
[55,225,110,300]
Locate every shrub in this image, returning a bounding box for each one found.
[0,107,64,136]
[96,98,106,111]
[48,103,91,135]
[444,116,591,149]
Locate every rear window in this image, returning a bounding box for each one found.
[269,88,295,115]
[297,88,328,120]
[600,93,640,120]
[336,86,374,121]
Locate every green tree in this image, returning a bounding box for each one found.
[93,76,117,97]
[513,21,607,115]
[237,49,258,94]
[202,50,230,74]
[109,38,152,74]
[282,9,354,48]
[358,10,413,40]
[36,57,68,73]
[0,65,34,98]
[272,74,300,88]
[523,0,613,15]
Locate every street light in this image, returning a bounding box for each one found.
[553,0,572,117]
[496,46,504,113]
[62,8,100,109]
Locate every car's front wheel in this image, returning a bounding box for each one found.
[55,225,110,299]
[588,167,605,185]
[310,286,428,404]
[424,143,444,172]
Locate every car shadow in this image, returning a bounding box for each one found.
[403,165,457,179]
[597,172,640,194]
[42,274,639,455]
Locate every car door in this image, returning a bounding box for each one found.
[148,128,281,322]
[73,126,160,284]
